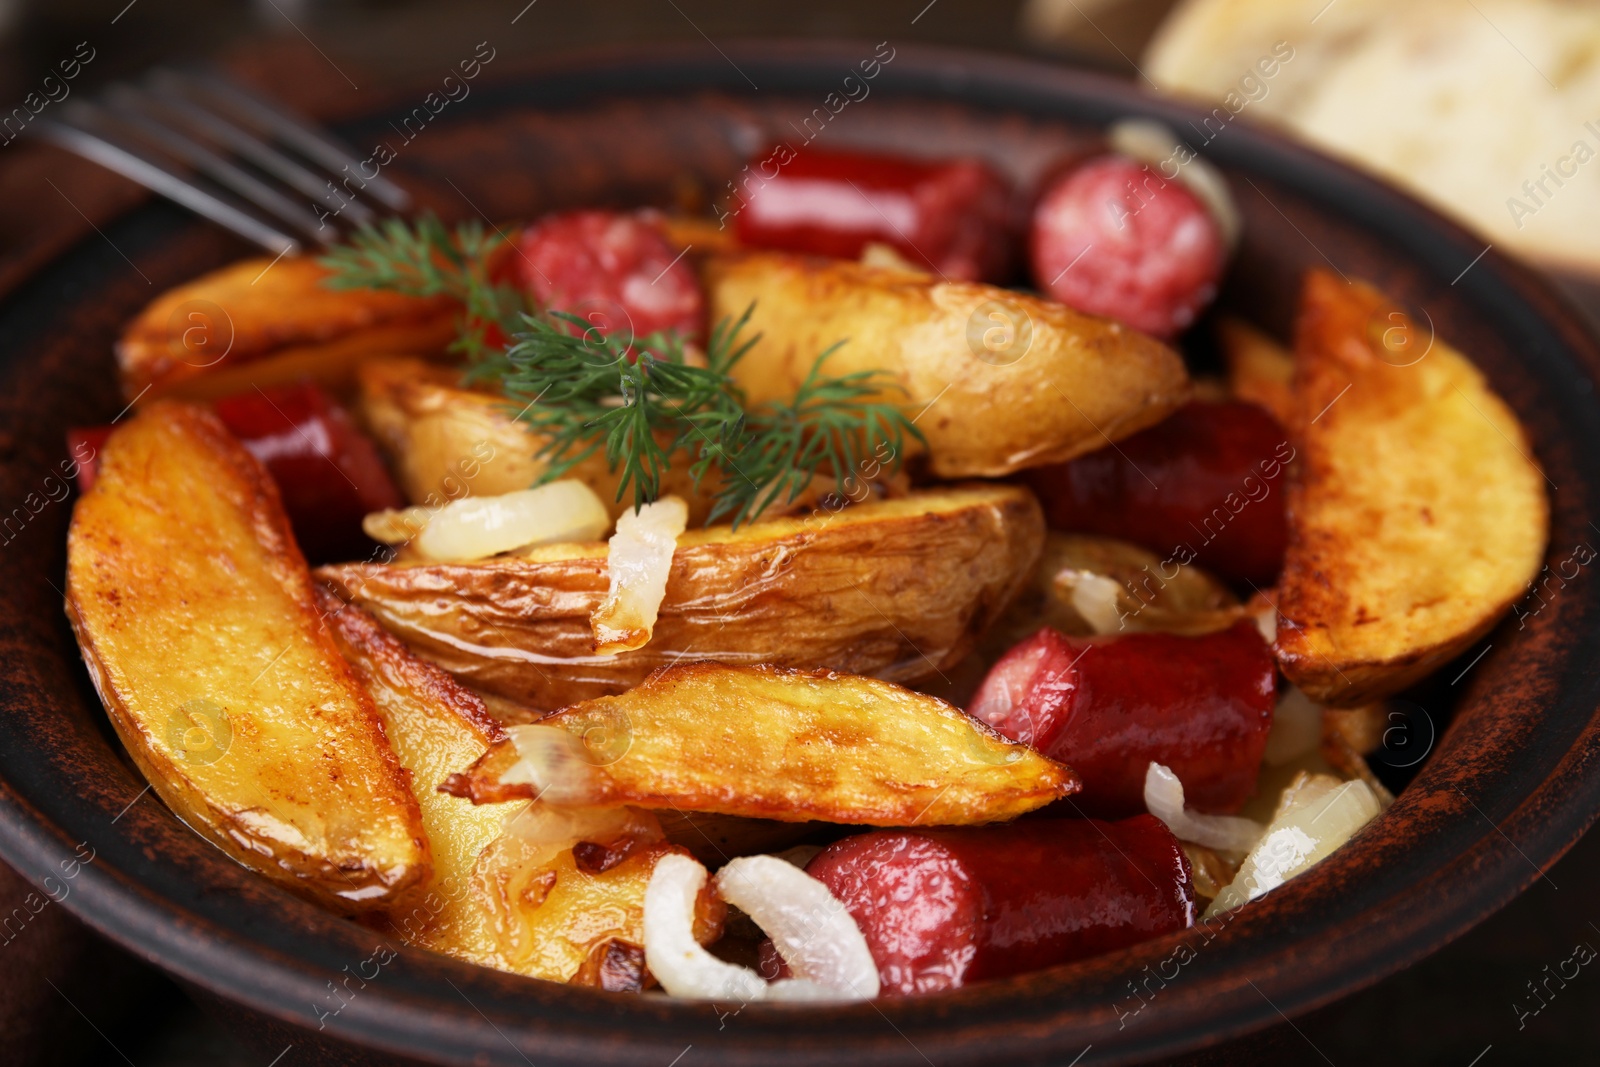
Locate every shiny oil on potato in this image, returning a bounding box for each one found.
[117,257,458,403]
[702,251,1191,478]
[318,586,719,984]
[65,402,428,911]
[315,587,522,962]
[472,831,722,986]
[1274,271,1548,705]
[317,484,1044,709]
[444,662,1077,825]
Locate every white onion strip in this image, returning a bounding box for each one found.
[502,724,609,806]
[716,855,879,1000]
[644,854,768,1001]
[591,496,688,655]
[1144,762,1265,854]
[643,854,879,1002]
[1066,572,1126,634]
[365,480,611,561]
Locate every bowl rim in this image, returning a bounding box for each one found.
[3,38,1600,1067]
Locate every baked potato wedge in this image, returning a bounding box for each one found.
[118,257,457,403]
[473,830,721,985]
[318,484,1044,709]
[319,586,720,981]
[703,251,1191,478]
[1275,271,1547,704]
[65,402,427,911]
[354,357,714,522]
[443,662,1077,825]
[315,587,521,961]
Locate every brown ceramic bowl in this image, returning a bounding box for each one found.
[1,42,1597,1067]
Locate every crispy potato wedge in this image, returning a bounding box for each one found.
[315,587,523,961]
[118,258,457,402]
[318,484,1044,709]
[444,662,1077,824]
[1217,315,1295,425]
[1275,271,1547,704]
[355,357,716,522]
[703,251,1191,478]
[316,592,721,980]
[65,402,427,911]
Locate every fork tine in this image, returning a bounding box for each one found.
[175,69,412,212]
[32,112,301,257]
[99,88,332,245]
[141,71,376,227]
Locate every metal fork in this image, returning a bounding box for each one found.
[33,69,411,257]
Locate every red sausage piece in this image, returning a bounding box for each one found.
[516,210,704,346]
[970,622,1275,816]
[71,386,401,563]
[66,426,114,494]
[214,383,402,563]
[733,147,1014,282]
[1022,400,1292,587]
[1030,154,1225,338]
[805,816,1194,995]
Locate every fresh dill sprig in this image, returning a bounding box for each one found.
[480,312,741,512]
[493,307,922,525]
[318,214,525,364]
[710,347,920,527]
[319,217,923,526]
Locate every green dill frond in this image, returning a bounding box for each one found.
[318,214,525,365]
[320,220,920,526]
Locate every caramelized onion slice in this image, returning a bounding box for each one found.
[1065,572,1126,634]
[715,855,879,1000]
[1144,762,1265,854]
[362,505,434,545]
[502,724,611,806]
[1204,771,1382,919]
[644,853,769,1001]
[643,854,880,1001]
[365,480,610,560]
[591,496,688,654]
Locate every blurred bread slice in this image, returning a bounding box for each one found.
[1145,0,1393,117]
[1145,0,1600,276]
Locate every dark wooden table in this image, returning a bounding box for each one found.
[0,3,1595,1063]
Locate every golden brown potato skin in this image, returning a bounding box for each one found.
[1275,271,1548,705]
[471,834,722,984]
[355,357,714,522]
[118,257,457,402]
[703,252,1191,477]
[318,484,1045,709]
[316,587,523,963]
[316,589,719,982]
[65,403,428,911]
[446,662,1078,825]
